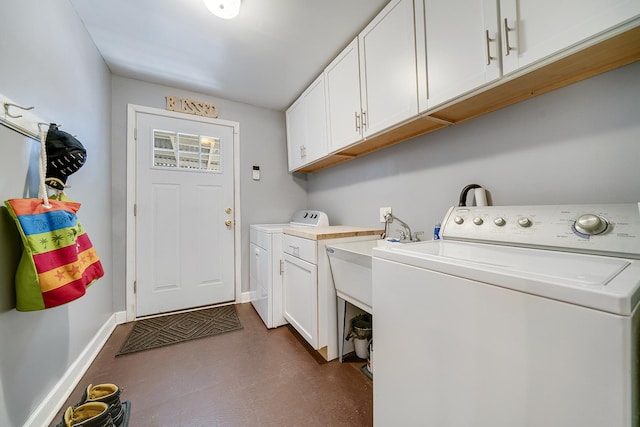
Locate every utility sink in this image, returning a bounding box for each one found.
[326,240,380,313]
[328,239,420,361]
[327,239,419,313]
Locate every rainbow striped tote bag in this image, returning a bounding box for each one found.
[4,196,104,311]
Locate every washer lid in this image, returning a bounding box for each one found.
[373,240,640,315]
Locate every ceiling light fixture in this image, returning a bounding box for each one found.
[203,0,241,19]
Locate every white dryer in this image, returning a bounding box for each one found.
[250,223,289,329]
[250,210,329,329]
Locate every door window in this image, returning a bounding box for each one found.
[153,130,221,172]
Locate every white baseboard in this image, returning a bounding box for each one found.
[24,311,127,427]
[237,291,252,303]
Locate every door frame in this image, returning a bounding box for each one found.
[125,104,241,321]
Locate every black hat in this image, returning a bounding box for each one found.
[44,123,87,190]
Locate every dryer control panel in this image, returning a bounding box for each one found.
[441,203,640,259]
[290,210,329,227]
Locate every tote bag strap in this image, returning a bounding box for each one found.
[37,123,51,208]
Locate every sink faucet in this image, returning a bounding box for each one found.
[386,213,414,241]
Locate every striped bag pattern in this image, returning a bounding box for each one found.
[4,197,104,311]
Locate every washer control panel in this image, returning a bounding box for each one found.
[441,203,640,258]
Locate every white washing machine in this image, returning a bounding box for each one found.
[250,210,329,329]
[372,203,640,427]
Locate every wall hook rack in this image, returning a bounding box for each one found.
[4,102,35,119]
[1,93,47,141]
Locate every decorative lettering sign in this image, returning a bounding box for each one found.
[166,96,218,118]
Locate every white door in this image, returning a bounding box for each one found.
[135,111,235,316]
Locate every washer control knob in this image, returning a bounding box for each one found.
[575,214,608,235]
[493,217,506,226]
[518,217,532,228]
[473,217,484,225]
[454,216,464,225]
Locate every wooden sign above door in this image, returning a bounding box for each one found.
[165,96,218,119]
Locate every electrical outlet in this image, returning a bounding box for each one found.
[379,207,392,223]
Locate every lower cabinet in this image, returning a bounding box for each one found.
[282,232,381,361]
[282,253,318,348]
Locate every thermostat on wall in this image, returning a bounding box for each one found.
[252,165,260,180]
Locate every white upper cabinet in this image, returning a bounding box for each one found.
[325,0,418,153]
[500,0,640,75]
[417,0,501,110]
[418,0,639,111]
[286,95,306,171]
[286,74,328,172]
[288,0,638,172]
[359,0,418,137]
[325,38,363,153]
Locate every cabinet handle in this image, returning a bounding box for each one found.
[503,18,514,56]
[300,145,306,159]
[355,111,361,131]
[485,30,495,65]
[361,110,367,128]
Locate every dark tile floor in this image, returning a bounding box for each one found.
[51,303,372,427]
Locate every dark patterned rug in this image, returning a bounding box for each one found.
[117,305,243,356]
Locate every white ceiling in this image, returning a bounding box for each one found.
[69,0,390,111]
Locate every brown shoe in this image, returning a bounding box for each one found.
[62,402,114,427]
[77,384,124,426]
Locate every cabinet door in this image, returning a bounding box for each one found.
[500,0,640,75]
[285,98,305,171]
[283,254,318,348]
[419,0,501,109]
[325,38,363,153]
[285,75,328,172]
[359,0,418,137]
[304,75,328,164]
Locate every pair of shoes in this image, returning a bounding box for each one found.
[59,402,114,427]
[56,384,124,427]
[79,384,124,425]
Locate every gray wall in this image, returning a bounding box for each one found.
[110,76,307,309]
[308,61,640,237]
[0,1,113,426]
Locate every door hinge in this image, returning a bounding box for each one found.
[134,204,137,216]
[133,280,137,293]
[134,127,137,141]
[280,259,284,275]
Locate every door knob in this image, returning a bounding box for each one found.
[225,207,232,214]
[225,219,232,227]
